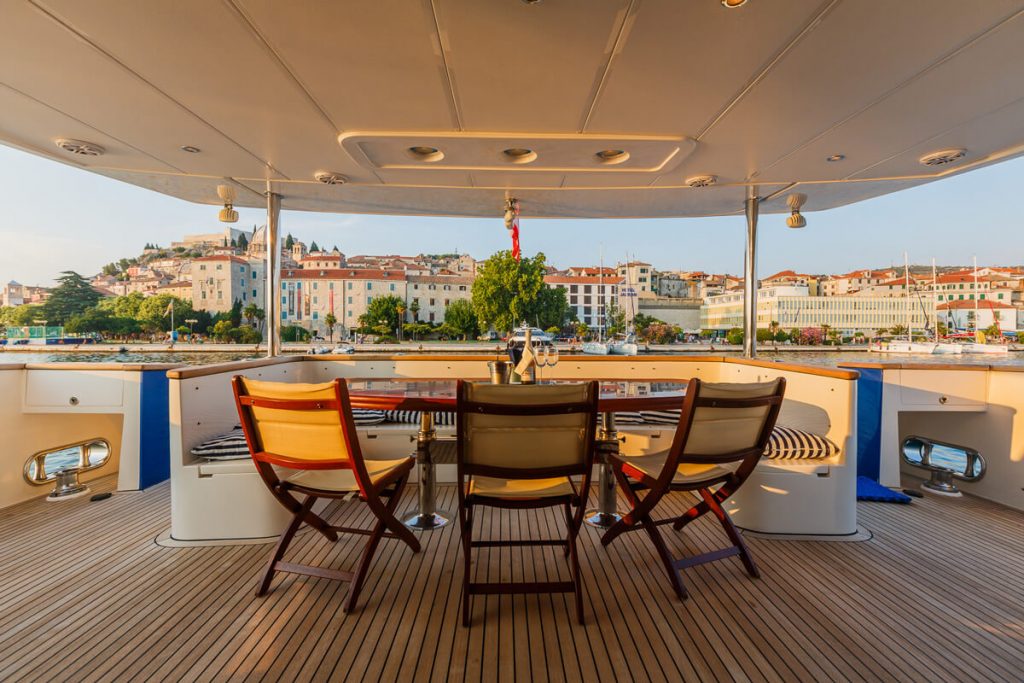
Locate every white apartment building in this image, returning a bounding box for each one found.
[938,300,1017,334]
[701,285,929,335]
[192,255,265,313]
[280,268,406,336]
[545,274,619,329]
[616,261,655,298]
[406,275,473,324]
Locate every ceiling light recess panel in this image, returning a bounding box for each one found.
[339,132,695,177]
[919,148,966,167]
[55,138,105,156]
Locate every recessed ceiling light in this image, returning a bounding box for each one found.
[180,145,201,153]
[919,148,967,167]
[502,148,538,164]
[721,0,747,7]
[314,171,349,185]
[595,149,630,165]
[55,138,105,156]
[826,154,845,162]
[407,146,444,162]
[685,175,718,188]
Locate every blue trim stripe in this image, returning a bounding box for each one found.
[854,367,884,481]
[138,370,171,488]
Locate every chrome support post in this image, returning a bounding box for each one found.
[404,412,449,530]
[265,183,281,358]
[743,191,760,358]
[585,412,623,528]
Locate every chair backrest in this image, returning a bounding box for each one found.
[456,381,599,479]
[232,376,364,474]
[671,378,786,467]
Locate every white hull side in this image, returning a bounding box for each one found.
[962,343,1009,354]
[581,342,610,355]
[868,341,937,354]
[933,343,964,355]
[609,343,639,356]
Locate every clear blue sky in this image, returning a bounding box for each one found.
[1,143,1021,286]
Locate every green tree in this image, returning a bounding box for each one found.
[280,325,310,343]
[242,303,261,327]
[574,322,590,339]
[42,271,102,324]
[443,299,478,340]
[471,251,556,333]
[726,327,744,346]
[213,320,237,342]
[324,312,338,342]
[285,233,295,250]
[237,233,248,250]
[358,294,404,334]
[403,322,432,340]
[97,291,146,319]
[3,304,44,326]
[603,302,627,336]
[535,286,572,330]
[409,299,420,322]
[310,240,320,252]
[136,295,191,333]
[101,263,119,276]
[231,325,262,344]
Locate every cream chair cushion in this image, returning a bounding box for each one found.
[468,476,575,499]
[618,451,734,485]
[683,380,782,457]
[462,383,593,470]
[283,457,411,492]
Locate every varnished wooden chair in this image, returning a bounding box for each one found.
[601,377,785,599]
[232,376,420,612]
[456,380,599,626]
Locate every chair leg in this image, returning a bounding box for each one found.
[368,475,421,554]
[344,516,386,613]
[258,494,315,597]
[701,488,760,579]
[460,503,474,627]
[641,514,688,600]
[565,501,584,624]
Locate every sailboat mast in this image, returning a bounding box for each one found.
[973,255,980,341]
[904,252,911,341]
[932,258,938,343]
[598,245,604,342]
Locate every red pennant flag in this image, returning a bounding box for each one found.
[511,201,521,261]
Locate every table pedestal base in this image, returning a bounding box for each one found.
[403,511,450,531]
[584,509,622,529]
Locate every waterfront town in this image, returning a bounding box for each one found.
[2,224,1022,344]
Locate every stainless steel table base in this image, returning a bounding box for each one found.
[405,412,450,531]
[585,415,625,529]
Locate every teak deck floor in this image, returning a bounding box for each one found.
[1,477,1023,682]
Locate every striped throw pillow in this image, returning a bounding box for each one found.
[764,426,839,460]
[382,410,456,426]
[190,428,250,460]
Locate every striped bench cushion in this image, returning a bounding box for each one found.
[190,428,249,460]
[381,410,457,427]
[765,426,839,460]
[352,409,387,426]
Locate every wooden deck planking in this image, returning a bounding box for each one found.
[0,476,1022,682]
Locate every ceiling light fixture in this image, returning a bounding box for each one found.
[685,175,718,188]
[919,148,967,167]
[217,184,238,223]
[786,193,807,229]
[407,146,444,162]
[502,148,537,164]
[826,154,845,162]
[721,0,748,7]
[55,138,105,156]
[595,149,630,165]
[314,171,349,185]
[181,145,201,153]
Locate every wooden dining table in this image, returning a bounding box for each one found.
[347,378,688,531]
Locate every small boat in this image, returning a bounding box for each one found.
[961,342,1009,355]
[507,325,554,346]
[581,341,610,355]
[608,333,639,356]
[306,345,332,355]
[331,344,356,355]
[869,340,938,354]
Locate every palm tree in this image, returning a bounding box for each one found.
[768,320,780,348]
[396,302,406,342]
[324,312,337,342]
[409,299,420,322]
[243,303,260,327]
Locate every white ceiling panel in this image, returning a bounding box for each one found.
[585,0,824,136]
[699,0,1024,182]
[0,1,274,178]
[37,0,354,182]
[432,0,632,132]
[235,0,457,132]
